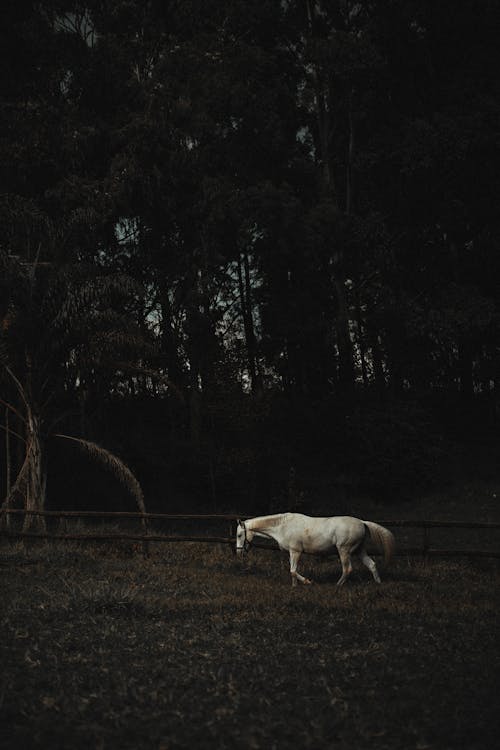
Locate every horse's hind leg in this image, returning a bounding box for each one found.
[358,547,381,583]
[336,546,353,586]
[289,549,313,586]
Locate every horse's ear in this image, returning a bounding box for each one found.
[236,519,242,526]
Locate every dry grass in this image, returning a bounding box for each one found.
[1,539,499,749]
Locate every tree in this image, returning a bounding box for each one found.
[0,236,151,528]
[1,0,499,514]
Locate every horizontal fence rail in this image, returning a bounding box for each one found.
[0,509,241,520]
[2,508,499,528]
[1,509,499,558]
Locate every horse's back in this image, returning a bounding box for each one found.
[285,513,366,537]
[277,513,365,553]
[322,515,365,543]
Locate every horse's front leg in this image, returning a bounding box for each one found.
[289,549,313,586]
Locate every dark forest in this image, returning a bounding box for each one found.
[1,0,499,519]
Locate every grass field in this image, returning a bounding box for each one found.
[1,539,499,750]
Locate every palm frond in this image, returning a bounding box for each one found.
[53,434,146,514]
[89,330,154,356]
[50,274,142,334]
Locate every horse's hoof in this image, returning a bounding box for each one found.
[304,579,313,585]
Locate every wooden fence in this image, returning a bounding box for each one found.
[1,508,499,558]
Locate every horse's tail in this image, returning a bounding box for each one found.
[363,521,395,567]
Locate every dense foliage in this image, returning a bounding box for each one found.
[1,1,499,512]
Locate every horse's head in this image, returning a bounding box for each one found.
[236,520,253,555]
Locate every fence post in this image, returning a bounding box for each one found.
[422,523,430,564]
[140,513,150,558]
[228,519,236,552]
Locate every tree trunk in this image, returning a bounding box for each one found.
[305,0,337,202]
[5,408,11,520]
[305,1,355,395]
[355,292,368,388]
[3,367,46,532]
[159,285,184,389]
[368,326,386,392]
[237,252,261,395]
[333,269,355,394]
[458,339,474,398]
[386,319,406,394]
[346,87,355,216]
[22,412,46,533]
[1,408,12,530]
[189,378,202,449]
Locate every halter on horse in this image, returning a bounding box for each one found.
[235,513,395,586]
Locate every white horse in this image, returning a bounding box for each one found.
[236,513,395,586]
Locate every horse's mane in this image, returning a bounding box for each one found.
[247,513,288,531]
